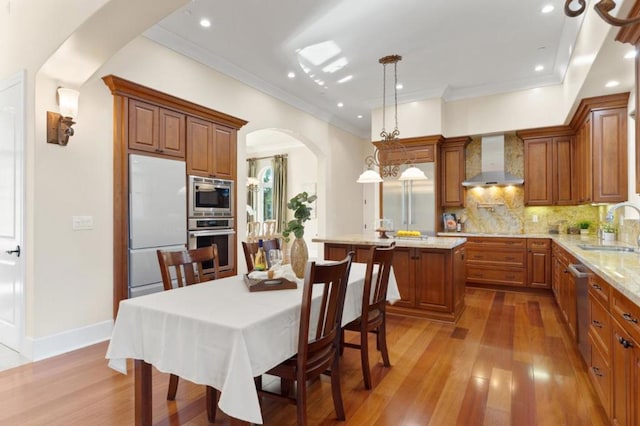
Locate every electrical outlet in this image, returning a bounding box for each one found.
[532,214,538,223]
[72,215,94,230]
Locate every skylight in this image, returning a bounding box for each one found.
[298,41,341,66]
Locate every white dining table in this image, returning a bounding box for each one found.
[106,262,400,425]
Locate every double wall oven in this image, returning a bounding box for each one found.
[188,176,235,275]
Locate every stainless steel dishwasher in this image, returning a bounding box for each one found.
[568,263,590,363]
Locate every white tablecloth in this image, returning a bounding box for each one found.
[106,262,400,424]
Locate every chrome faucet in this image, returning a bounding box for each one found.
[605,202,640,247]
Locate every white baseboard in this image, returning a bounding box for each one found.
[23,320,114,362]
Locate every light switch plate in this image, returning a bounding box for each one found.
[72,215,94,230]
[532,214,539,223]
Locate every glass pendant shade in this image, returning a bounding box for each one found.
[399,165,427,181]
[357,169,383,183]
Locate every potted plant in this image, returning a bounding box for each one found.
[601,223,616,242]
[282,192,317,278]
[577,220,591,235]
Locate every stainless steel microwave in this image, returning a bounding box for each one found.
[188,175,234,218]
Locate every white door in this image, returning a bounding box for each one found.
[0,71,25,351]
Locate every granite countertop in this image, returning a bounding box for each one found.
[439,231,640,308]
[314,232,640,307]
[312,233,466,250]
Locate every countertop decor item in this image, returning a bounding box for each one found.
[601,223,617,242]
[578,220,591,235]
[282,191,317,278]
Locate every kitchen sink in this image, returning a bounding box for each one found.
[577,244,637,253]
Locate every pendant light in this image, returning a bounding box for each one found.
[357,55,426,183]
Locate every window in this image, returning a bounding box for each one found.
[257,166,273,222]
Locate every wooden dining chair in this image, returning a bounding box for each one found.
[156,244,220,422]
[242,238,281,271]
[341,242,395,389]
[157,244,220,290]
[257,252,354,425]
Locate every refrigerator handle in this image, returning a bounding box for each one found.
[408,181,413,225]
[401,181,406,225]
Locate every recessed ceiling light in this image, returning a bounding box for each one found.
[337,102,344,108]
[337,75,353,84]
[535,65,544,72]
[287,72,296,79]
[396,83,404,90]
[357,115,363,119]
[199,18,211,28]
[625,49,637,59]
[606,80,620,88]
[541,4,554,13]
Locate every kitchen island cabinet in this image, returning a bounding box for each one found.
[465,237,527,287]
[313,235,466,322]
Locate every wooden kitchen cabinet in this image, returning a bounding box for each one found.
[440,137,470,207]
[592,108,628,203]
[519,133,574,206]
[128,99,186,158]
[611,318,640,426]
[187,116,237,180]
[527,238,551,288]
[465,237,527,287]
[323,241,465,322]
[103,75,248,315]
[571,93,629,204]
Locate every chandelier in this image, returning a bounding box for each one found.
[357,55,427,184]
[564,0,640,26]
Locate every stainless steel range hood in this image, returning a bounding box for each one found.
[461,134,524,187]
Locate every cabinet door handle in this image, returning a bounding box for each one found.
[622,313,639,324]
[591,366,603,377]
[591,283,602,291]
[618,336,634,349]
[592,319,603,328]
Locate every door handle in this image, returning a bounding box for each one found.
[5,245,20,257]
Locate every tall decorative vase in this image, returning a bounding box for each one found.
[290,237,308,279]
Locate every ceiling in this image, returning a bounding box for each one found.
[145,0,635,139]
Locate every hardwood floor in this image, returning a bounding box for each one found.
[0,288,608,425]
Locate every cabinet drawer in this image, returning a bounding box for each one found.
[466,266,526,286]
[465,249,526,266]
[466,237,526,250]
[589,296,611,358]
[588,333,612,418]
[527,238,550,250]
[611,289,640,343]
[588,274,610,307]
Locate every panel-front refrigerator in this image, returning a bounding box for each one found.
[382,162,435,235]
[129,154,187,297]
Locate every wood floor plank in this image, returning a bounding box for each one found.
[0,288,611,425]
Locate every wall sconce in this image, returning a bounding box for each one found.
[47,87,79,146]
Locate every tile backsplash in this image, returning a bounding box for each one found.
[443,134,615,236]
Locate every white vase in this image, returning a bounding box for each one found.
[580,229,589,235]
[602,232,616,242]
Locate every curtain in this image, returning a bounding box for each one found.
[247,158,258,223]
[272,155,288,234]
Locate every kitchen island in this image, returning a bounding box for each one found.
[313,234,467,322]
